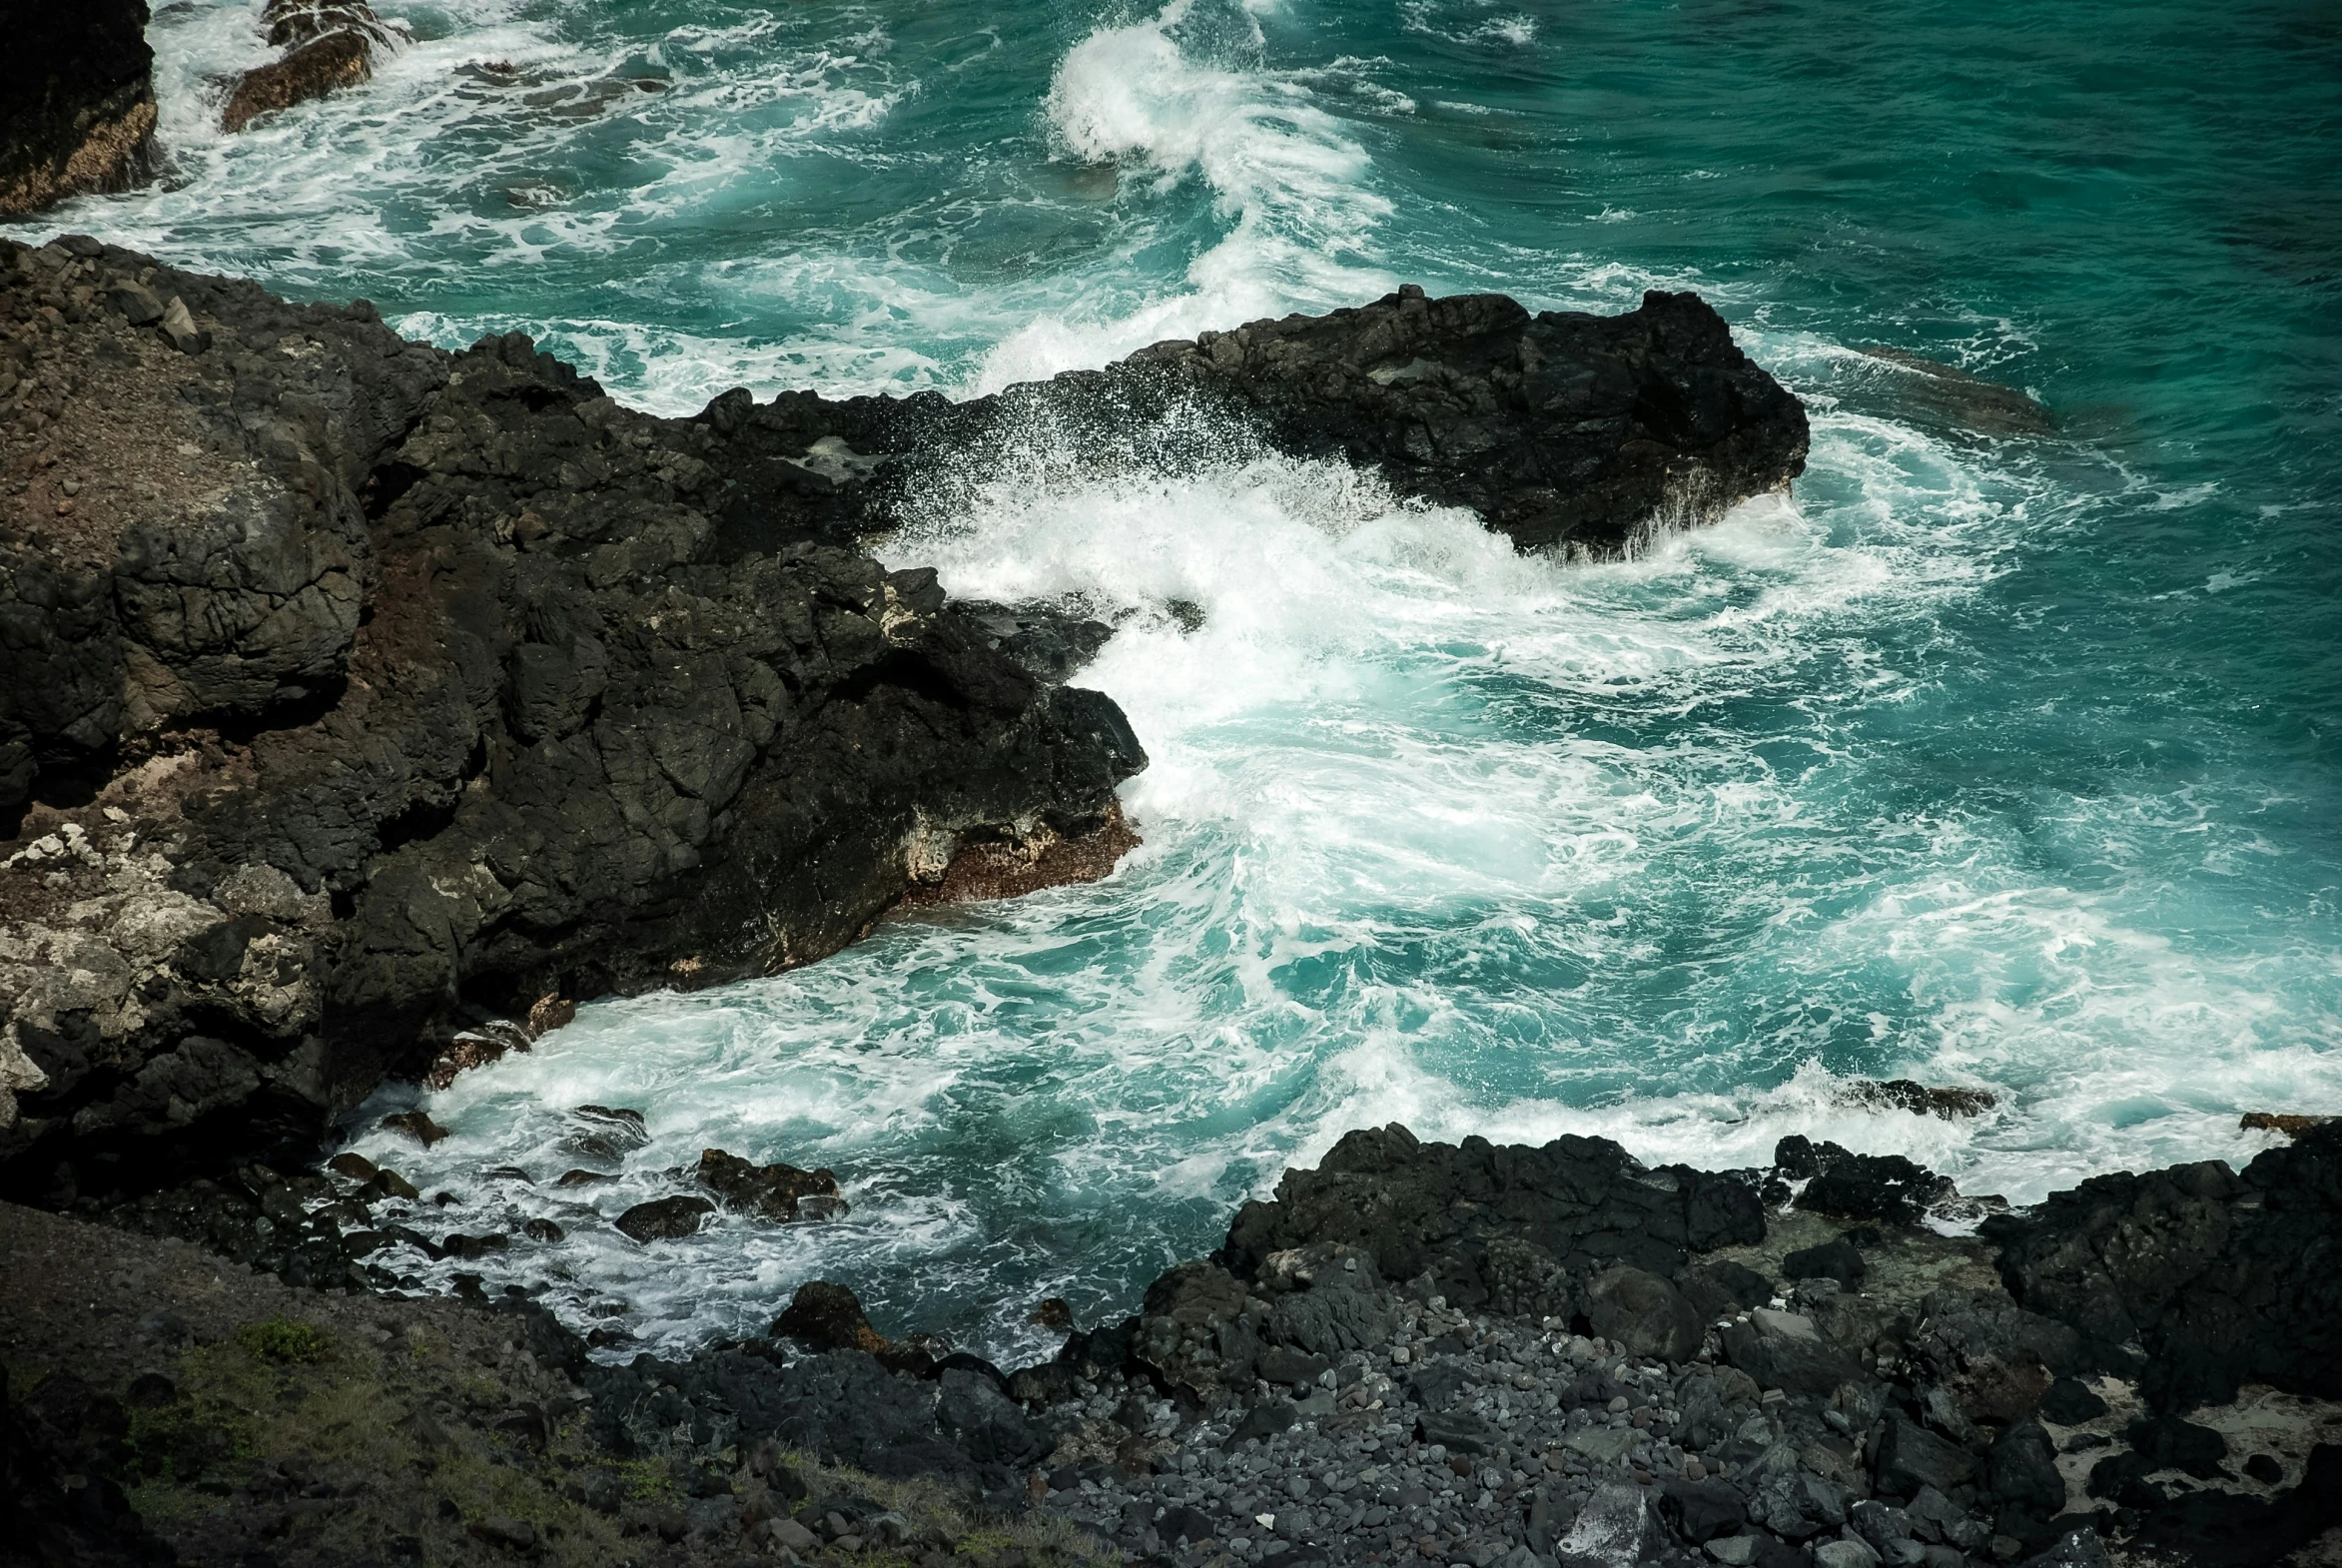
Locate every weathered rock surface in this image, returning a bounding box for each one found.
[0,2,157,218]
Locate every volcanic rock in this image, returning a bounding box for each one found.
[0,2,157,217]
[1983,1122,2342,1410]
[697,1147,843,1221]
[613,1195,712,1242]
[1218,1123,1765,1308]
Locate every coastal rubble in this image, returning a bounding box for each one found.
[32,1121,2339,1567]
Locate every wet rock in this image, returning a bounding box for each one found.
[2238,1111,2333,1138]
[1124,287,1810,555]
[1777,1137,1956,1226]
[326,1152,378,1181]
[697,1147,843,1221]
[222,30,374,133]
[381,1111,449,1148]
[613,1195,713,1242]
[1781,1236,1866,1289]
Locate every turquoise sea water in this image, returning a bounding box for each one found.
[16,0,2341,1362]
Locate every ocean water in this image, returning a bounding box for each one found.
[15,0,2341,1364]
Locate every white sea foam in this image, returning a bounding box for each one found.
[970,0,1394,391]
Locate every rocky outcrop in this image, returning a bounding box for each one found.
[1216,1122,1768,1309]
[1982,1121,2342,1413]
[1118,286,1810,553]
[696,286,1808,560]
[0,235,1145,1197]
[221,0,406,133]
[0,2,157,217]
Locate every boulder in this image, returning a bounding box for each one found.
[1984,1125,2342,1411]
[1874,1416,1976,1500]
[697,1148,843,1221]
[1219,1123,1765,1305]
[1777,1137,1955,1226]
[1555,1482,1663,1568]
[1782,1236,1866,1289]
[1985,1421,2065,1516]
[222,29,373,133]
[936,1367,1038,1464]
[1719,1309,1864,1396]
[1585,1265,1706,1362]
[614,1196,713,1242]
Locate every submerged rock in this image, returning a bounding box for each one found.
[1852,348,2054,436]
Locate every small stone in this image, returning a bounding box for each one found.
[158,296,210,354]
[1707,1540,1757,1567]
[1816,1540,1882,1568]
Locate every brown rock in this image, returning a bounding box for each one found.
[381,1110,448,1148]
[222,31,373,133]
[524,993,576,1039]
[898,802,1140,908]
[326,1151,378,1181]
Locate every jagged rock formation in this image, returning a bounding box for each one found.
[0,1,157,217]
[694,286,1809,559]
[0,236,1145,1196]
[1983,1121,2342,1414]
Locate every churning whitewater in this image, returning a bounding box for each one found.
[20,0,2340,1364]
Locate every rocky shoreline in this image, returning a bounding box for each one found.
[8,1113,2339,1568]
[0,234,1805,1207]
